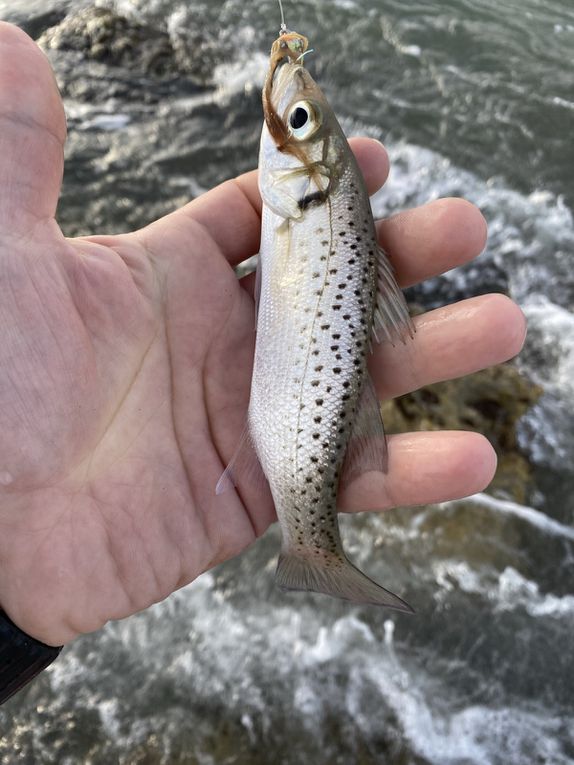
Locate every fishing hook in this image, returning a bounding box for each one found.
[296,48,314,63]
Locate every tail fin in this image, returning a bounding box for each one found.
[276,552,414,613]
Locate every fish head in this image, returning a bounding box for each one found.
[260,56,350,221]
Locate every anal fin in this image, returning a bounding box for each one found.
[340,372,388,488]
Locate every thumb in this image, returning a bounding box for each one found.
[0,22,66,233]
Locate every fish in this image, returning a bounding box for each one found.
[219,23,415,612]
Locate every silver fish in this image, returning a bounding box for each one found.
[222,30,414,610]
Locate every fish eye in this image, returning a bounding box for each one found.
[287,100,320,140]
[290,106,308,130]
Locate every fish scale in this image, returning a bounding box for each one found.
[252,181,378,558]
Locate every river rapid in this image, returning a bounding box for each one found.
[0,1,573,763]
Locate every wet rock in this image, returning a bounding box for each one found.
[168,16,229,86]
[37,4,249,88]
[36,5,217,106]
[39,6,182,78]
[18,8,68,41]
[381,363,543,503]
[405,256,509,311]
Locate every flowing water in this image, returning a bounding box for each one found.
[0,0,573,763]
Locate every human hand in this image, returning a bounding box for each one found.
[0,22,525,646]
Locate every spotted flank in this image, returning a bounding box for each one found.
[219,27,414,611]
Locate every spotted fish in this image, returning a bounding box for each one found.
[221,29,414,611]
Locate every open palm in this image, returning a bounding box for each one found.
[0,23,525,646]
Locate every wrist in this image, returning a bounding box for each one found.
[0,596,79,648]
[0,608,62,705]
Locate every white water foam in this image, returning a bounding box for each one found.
[433,559,574,619]
[213,50,268,102]
[39,552,574,764]
[446,493,574,542]
[497,567,574,618]
[368,669,572,765]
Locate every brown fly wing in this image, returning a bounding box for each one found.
[339,373,388,490]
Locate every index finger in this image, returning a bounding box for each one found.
[377,198,488,287]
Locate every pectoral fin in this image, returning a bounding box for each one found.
[254,255,262,326]
[260,165,330,221]
[216,426,268,496]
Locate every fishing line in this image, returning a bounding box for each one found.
[277,0,288,34]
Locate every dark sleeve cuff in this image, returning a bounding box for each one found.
[0,609,62,705]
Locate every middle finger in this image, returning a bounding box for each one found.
[241,197,487,295]
[371,293,526,400]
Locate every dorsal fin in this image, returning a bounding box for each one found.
[373,245,415,346]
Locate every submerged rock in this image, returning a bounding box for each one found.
[381,363,543,503]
